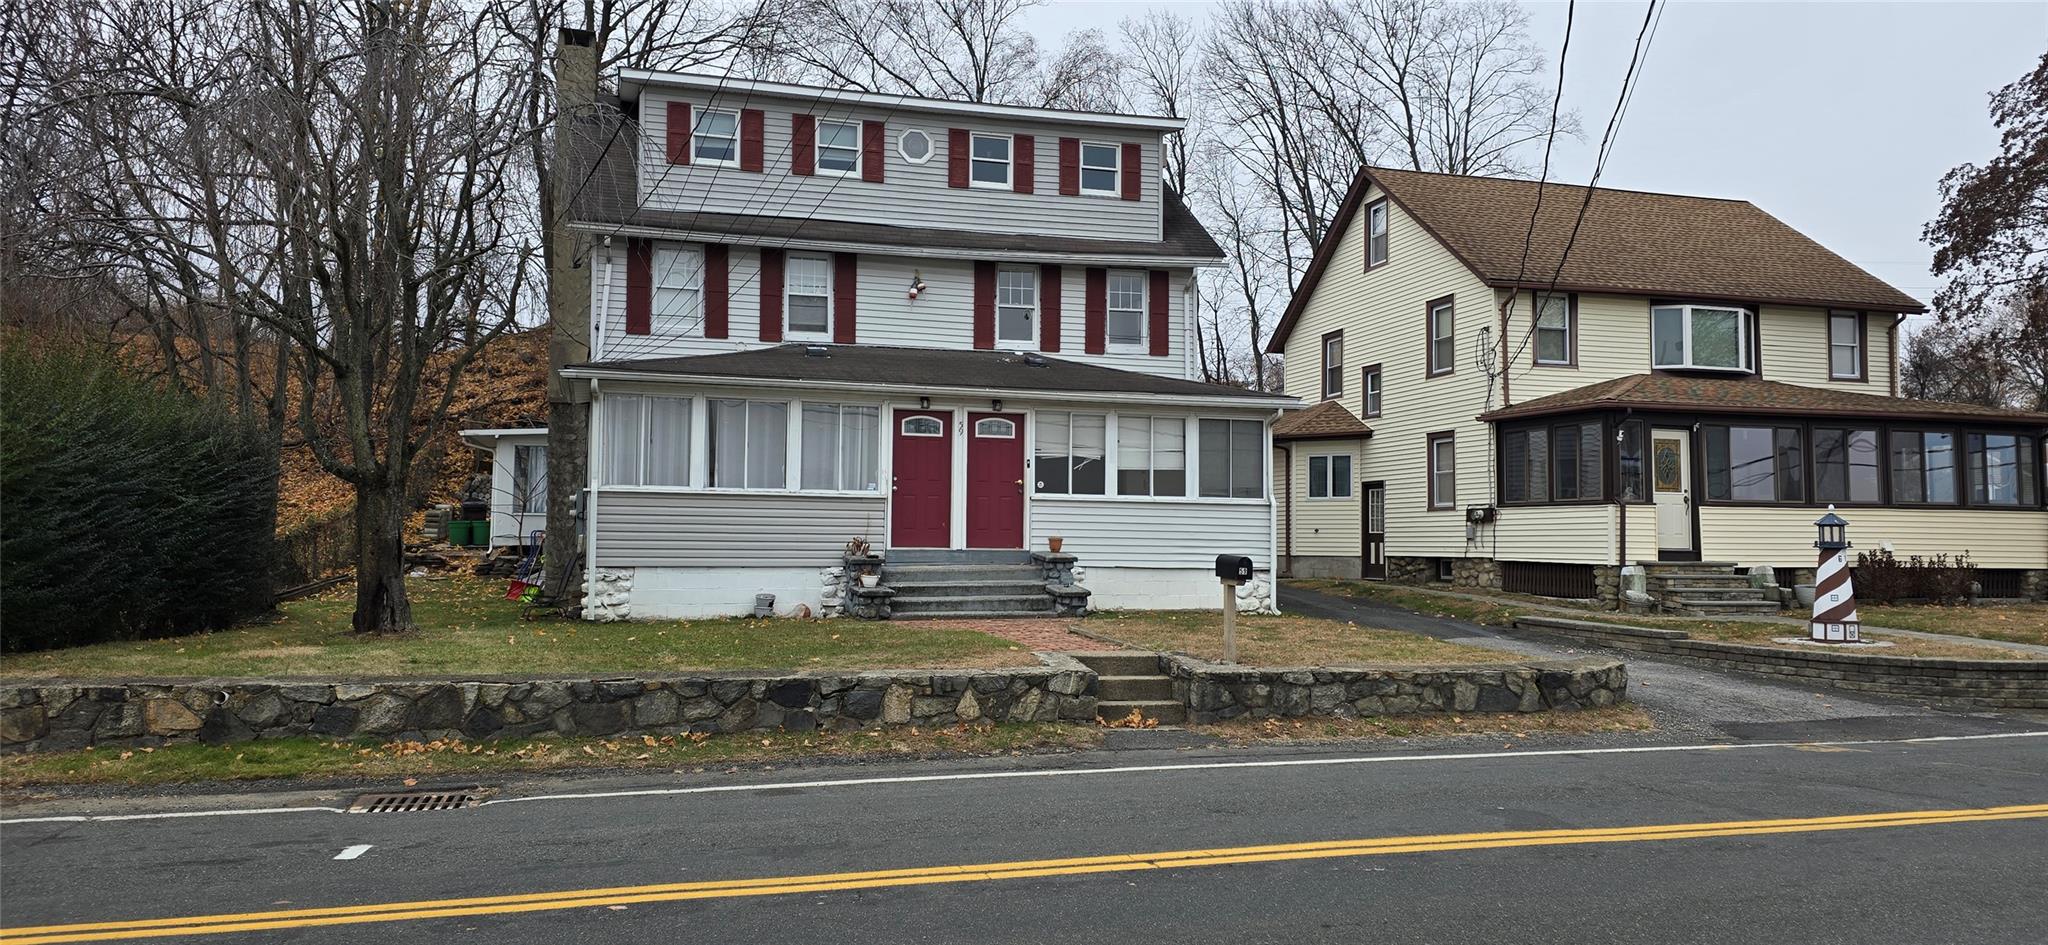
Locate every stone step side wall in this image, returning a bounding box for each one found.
[1512,616,2048,710]
[1160,654,1627,723]
[0,655,1100,754]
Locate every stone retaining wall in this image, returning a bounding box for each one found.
[1160,654,1627,723]
[1512,616,2048,710]
[0,655,1100,754]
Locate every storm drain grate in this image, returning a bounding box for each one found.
[348,790,478,814]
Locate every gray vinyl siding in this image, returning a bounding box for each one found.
[595,491,885,568]
[638,88,1161,242]
[589,245,1194,380]
[1030,499,1273,570]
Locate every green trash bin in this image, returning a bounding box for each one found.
[446,520,474,546]
[469,519,490,547]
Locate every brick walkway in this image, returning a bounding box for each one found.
[914,617,1125,653]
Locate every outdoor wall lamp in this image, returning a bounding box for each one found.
[992,399,1003,412]
[919,396,930,410]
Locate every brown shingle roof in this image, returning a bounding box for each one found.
[1268,167,1925,352]
[1480,374,2048,425]
[1272,399,1373,440]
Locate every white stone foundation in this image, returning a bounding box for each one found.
[1081,567,1281,615]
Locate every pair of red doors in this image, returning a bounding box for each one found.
[890,410,1023,549]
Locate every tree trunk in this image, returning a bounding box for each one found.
[351,481,416,634]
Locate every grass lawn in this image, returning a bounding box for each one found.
[1595,615,2035,660]
[0,724,1100,790]
[1083,610,1510,666]
[1201,704,1654,744]
[1288,578,1535,627]
[1860,603,2048,649]
[0,576,1036,679]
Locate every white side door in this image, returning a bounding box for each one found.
[1652,429,1693,552]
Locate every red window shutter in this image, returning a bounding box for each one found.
[833,253,857,344]
[948,128,969,188]
[1148,270,1170,356]
[624,239,652,335]
[861,121,885,183]
[759,248,784,342]
[1013,134,1034,193]
[1120,142,1141,200]
[739,109,764,172]
[791,115,815,176]
[1058,138,1079,196]
[665,102,691,165]
[972,261,996,350]
[703,244,729,339]
[1084,267,1106,355]
[1039,264,1062,353]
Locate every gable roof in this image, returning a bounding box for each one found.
[1480,373,2048,425]
[1271,399,1373,441]
[1269,167,1927,352]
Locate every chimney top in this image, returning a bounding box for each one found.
[557,27,594,48]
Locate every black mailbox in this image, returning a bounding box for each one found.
[1215,555,1254,581]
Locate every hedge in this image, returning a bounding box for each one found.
[1,339,279,651]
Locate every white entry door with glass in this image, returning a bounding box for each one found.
[1652,429,1693,553]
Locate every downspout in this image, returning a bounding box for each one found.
[1278,440,1294,578]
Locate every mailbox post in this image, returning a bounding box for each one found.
[1215,555,1253,664]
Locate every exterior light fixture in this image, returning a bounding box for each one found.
[992,399,1003,412]
[919,396,930,410]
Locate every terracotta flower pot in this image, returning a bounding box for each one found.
[1048,536,1064,553]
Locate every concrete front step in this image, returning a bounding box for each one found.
[1067,651,1165,676]
[1663,598,1784,615]
[888,579,1049,599]
[1097,700,1187,725]
[1646,573,1755,586]
[892,594,1055,615]
[894,609,1062,620]
[1652,585,1774,600]
[886,549,1036,565]
[882,564,1044,585]
[1639,560,1741,570]
[1097,675,1175,702]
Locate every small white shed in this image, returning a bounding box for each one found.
[458,427,550,548]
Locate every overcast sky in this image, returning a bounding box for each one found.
[1030,0,2048,316]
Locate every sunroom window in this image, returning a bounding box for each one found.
[1652,304,1753,373]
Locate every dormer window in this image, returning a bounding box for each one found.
[694,108,739,166]
[1080,143,1119,195]
[970,134,1011,188]
[816,120,860,176]
[1652,304,1754,373]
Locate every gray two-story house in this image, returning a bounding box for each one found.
[550,34,1293,620]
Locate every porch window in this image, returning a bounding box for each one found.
[1533,293,1572,365]
[1617,421,1646,501]
[1814,427,1881,503]
[1107,271,1146,348]
[785,254,831,338]
[693,108,739,165]
[1967,432,2038,506]
[1652,304,1753,373]
[603,394,690,487]
[708,398,789,490]
[1889,430,1958,504]
[1080,142,1119,195]
[800,403,878,492]
[512,444,548,515]
[970,133,1011,187]
[1308,454,1352,499]
[1829,312,1864,380]
[996,267,1036,343]
[1704,424,1802,502]
[1198,418,1264,498]
[1501,428,1547,504]
[653,244,704,336]
[816,119,860,176]
[1501,421,1601,503]
[1551,422,1602,500]
[1116,415,1186,497]
[1034,411,1106,495]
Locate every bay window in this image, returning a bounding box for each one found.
[1968,432,2038,507]
[1107,271,1146,348]
[708,399,788,490]
[1198,418,1265,498]
[1116,416,1186,496]
[1890,430,1957,504]
[1704,425,1802,502]
[1814,427,1880,503]
[1034,411,1106,495]
[603,394,691,487]
[1308,454,1352,499]
[1652,304,1753,373]
[800,403,878,492]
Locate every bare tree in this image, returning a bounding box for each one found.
[1037,28,1124,112]
[777,0,1042,103]
[1119,10,1202,197]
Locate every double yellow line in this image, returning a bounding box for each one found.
[6,803,2044,944]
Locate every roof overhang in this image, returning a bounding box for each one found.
[566,222,1223,268]
[458,427,549,450]
[561,364,1300,410]
[1272,430,1375,443]
[1483,280,1928,316]
[616,70,1187,133]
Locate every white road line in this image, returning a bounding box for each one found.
[3,730,2042,826]
[332,844,373,861]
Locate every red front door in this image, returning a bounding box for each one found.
[891,410,952,548]
[966,412,1025,549]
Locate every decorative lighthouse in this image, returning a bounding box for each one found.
[1810,507,1860,643]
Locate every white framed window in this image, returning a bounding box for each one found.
[693,108,739,166]
[708,399,789,490]
[901,416,944,437]
[1366,199,1388,267]
[785,253,831,338]
[602,394,691,487]
[1308,454,1353,499]
[1427,297,1455,376]
[1197,418,1265,498]
[512,444,548,514]
[1830,311,1863,379]
[898,128,932,164]
[1534,293,1571,365]
[970,133,1011,188]
[652,244,703,336]
[996,267,1036,343]
[1116,415,1186,497]
[1652,304,1754,373]
[1034,411,1106,495]
[1080,142,1119,195]
[1362,365,1383,417]
[1107,271,1146,349]
[816,119,859,176]
[800,403,878,492]
[975,417,1017,438]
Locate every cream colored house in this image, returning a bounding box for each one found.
[1268,167,2047,606]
